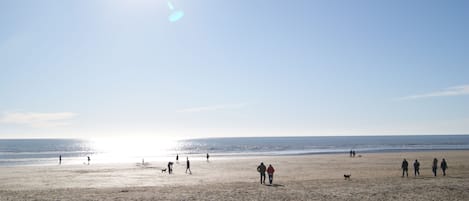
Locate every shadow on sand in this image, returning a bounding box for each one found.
[266,184,284,187]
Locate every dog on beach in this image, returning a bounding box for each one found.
[344,174,351,180]
[161,168,167,173]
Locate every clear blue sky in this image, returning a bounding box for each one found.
[1,0,468,139]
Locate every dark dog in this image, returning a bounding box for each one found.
[161,168,167,173]
[344,174,351,180]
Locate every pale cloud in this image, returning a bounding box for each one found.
[177,103,248,113]
[0,112,77,128]
[398,85,469,100]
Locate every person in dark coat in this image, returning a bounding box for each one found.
[401,159,409,177]
[432,158,438,176]
[167,162,173,174]
[413,159,420,176]
[186,157,192,174]
[257,162,267,184]
[441,158,448,176]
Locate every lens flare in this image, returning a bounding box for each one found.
[169,11,184,22]
[167,1,184,22]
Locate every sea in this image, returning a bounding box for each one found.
[1,135,469,166]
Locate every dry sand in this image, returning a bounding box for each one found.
[1,151,469,200]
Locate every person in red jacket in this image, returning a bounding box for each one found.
[267,164,275,185]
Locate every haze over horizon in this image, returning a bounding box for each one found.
[1,0,468,139]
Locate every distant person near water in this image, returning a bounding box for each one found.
[352,150,356,157]
[441,158,448,176]
[59,155,62,165]
[176,154,179,163]
[87,156,91,165]
[432,158,438,176]
[186,157,192,174]
[413,159,420,176]
[401,159,409,177]
[349,150,353,157]
[206,153,210,162]
[267,164,275,185]
[257,162,267,184]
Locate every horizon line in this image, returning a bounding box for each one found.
[1,133,468,140]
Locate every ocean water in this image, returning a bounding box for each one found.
[1,135,469,166]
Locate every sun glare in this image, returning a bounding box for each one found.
[90,137,178,162]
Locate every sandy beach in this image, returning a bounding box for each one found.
[1,151,468,200]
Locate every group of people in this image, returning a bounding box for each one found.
[58,155,90,165]
[257,162,275,185]
[401,158,448,177]
[166,154,203,175]
[349,150,357,157]
[171,155,192,174]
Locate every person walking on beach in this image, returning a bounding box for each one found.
[176,154,179,163]
[186,157,192,174]
[257,162,267,184]
[267,164,275,185]
[441,158,448,176]
[401,159,409,177]
[432,158,438,176]
[59,155,62,165]
[167,162,173,174]
[413,159,420,176]
[206,153,210,162]
[87,156,90,165]
[349,150,353,157]
[352,150,356,157]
